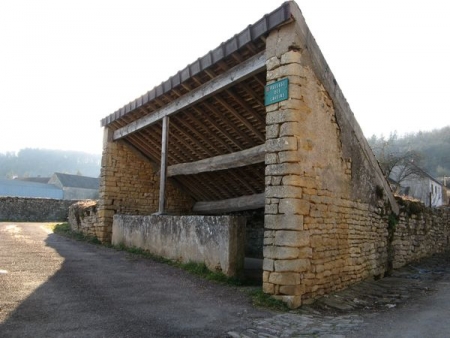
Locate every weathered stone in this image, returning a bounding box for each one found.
[68,200,99,237]
[279,284,304,296]
[265,204,278,214]
[281,50,302,65]
[264,246,300,259]
[274,230,310,247]
[268,272,300,285]
[275,259,310,272]
[267,63,307,81]
[266,124,280,139]
[265,186,303,199]
[271,176,283,186]
[0,197,76,223]
[279,198,310,215]
[265,214,304,230]
[298,247,313,258]
[266,137,298,152]
[280,121,302,137]
[288,83,304,100]
[263,282,275,294]
[266,56,280,71]
[113,214,245,277]
[265,153,278,165]
[265,163,303,176]
[266,110,302,125]
[263,258,275,271]
[278,150,302,163]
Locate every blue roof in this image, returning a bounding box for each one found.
[0,179,63,199]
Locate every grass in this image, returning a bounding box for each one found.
[52,222,101,244]
[249,289,290,311]
[51,222,287,311]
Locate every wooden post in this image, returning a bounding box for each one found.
[158,116,169,214]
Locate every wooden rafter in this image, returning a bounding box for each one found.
[113,51,265,140]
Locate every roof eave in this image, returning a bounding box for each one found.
[100,1,292,127]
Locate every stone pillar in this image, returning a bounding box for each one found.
[97,127,117,242]
[263,46,313,309]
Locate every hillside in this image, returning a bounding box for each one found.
[368,126,450,179]
[0,148,101,178]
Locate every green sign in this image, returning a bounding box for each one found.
[265,78,289,106]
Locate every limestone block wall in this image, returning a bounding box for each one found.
[112,214,246,277]
[392,203,450,269]
[97,130,194,242]
[68,200,100,239]
[262,3,398,309]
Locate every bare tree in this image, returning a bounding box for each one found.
[368,132,423,185]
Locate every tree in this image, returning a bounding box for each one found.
[369,132,423,185]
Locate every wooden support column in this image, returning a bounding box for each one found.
[158,116,169,214]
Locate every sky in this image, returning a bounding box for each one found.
[0,0,449,155]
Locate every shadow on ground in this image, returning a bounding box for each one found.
[0,228,271,337]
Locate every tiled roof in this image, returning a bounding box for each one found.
[53,173,99,189]
[100,1,292,127]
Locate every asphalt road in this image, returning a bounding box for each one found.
[3,222,450,338]
[0,222,270,338]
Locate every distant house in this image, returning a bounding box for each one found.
[0,178,63,199]
[48,172,99,200]
[17,177,51,184]
[390,165,446,207]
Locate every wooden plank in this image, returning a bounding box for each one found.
[158,116,169,214]
[113,52,266,140]
[193,193,265,214]
[167,144,265,177]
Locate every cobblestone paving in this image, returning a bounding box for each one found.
[228,313,364,337]
[228,251,450,338]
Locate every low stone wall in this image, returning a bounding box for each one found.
[392,202,450,269]
[112,214,246,277]
[0,196,75,222]
[68,200,106,241]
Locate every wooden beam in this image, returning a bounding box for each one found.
[113,52,266,140]
[158,116,169,214]
[167,144,265,177]
[193,193,265,214]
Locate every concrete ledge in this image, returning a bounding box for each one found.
[112,214,246,277]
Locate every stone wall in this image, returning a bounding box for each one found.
[94,1,450,309]
[68,200,100,239]
[261,2,450,309]
[393,202,450,269]
[97,130,195,242]
[112,214,246,277]
[262,3,400,309]
[0,196,75,222]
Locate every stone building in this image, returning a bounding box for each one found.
[97,1,449,308]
